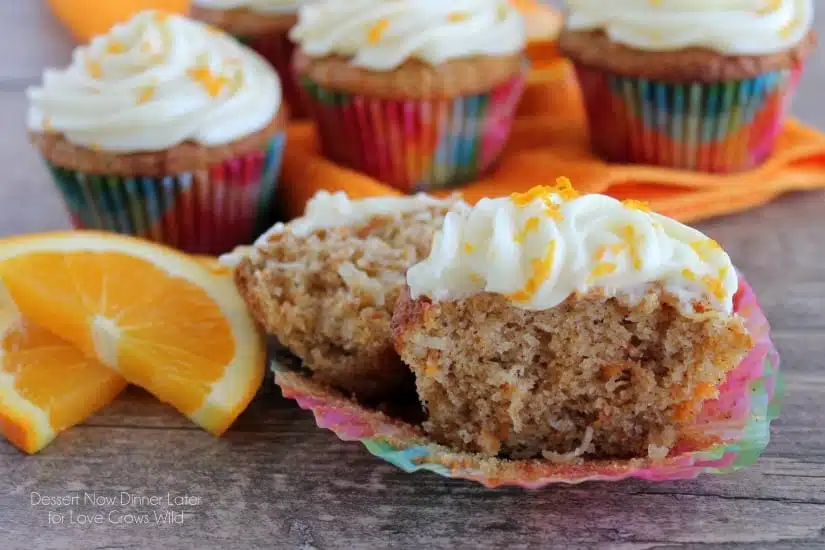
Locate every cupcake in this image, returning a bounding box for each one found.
[393,182,753,459]
[190,0,316,118]
[290,0,529,193]
[560,0,817,173]
[228,191,462,400]
[27,11,286,255]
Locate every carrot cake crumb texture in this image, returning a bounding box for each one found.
[394,182,752,459]
[231,191,462,400]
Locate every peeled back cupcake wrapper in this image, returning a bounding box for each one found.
[45,133,285,256]
[575,63,804,173]
[273,274,780,488]
[298,69,528,193]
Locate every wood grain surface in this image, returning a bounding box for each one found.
[1,2,824,549]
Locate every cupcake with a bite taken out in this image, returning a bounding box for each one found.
[394,181,753,459]
[27,10,286,255]
[290,0,529,193]
[560,0,817,173]
[190,0,319,118]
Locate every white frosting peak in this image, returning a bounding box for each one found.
[290,0,526,71]
[27,10,281,152]
[220,191,462,266]
[565,0,814,55]
[194,0,319,15]
[407,181,739,314]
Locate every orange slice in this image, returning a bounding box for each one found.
[510,0,564,43]
[0,299,127,454]
[0,232,265,436]
[47,1,190,42]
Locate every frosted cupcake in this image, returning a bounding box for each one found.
[560,0,817,173]
[27,11,286,255]
[190,0,319,118]
[394,182,752,459]
[290,0,528,192]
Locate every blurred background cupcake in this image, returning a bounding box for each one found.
[191,0,320,118]
[290,0,528,193]
[560,0,817,173]
[27,10,286,255]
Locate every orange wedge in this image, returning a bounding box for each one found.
[0,232,265,436]
[0,299,127,454]
[510,0,564,43]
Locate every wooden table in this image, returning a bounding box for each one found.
[1,3,824,549]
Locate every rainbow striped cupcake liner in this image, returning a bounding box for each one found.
[575,63,804,173]
[273,274,780,487]
[45,132,285,256]
[298,69,528,193]
[237,33,307,119]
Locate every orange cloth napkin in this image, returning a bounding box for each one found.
[280,55,825,223]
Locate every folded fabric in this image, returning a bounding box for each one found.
[280,53,825,224]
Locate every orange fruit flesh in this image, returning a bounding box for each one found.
[0,232,265,437]
[0,314,126,454]
[0,251,235,419]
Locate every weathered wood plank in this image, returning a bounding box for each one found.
[0,2,73,84]
[0,91,70,236]
[2,426,825,549]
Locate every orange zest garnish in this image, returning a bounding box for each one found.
[618,225,643,270]
[510,185,552,207]
[368,18,390,44]
[510,181,575,220]
[550,176,579,200]
[86,58,102,78]
[106,40,126,54]
[508,240,557,303]
[137,85,155,104]
[702,274,727,301]
[593,243,626,262]
[690,238,722,260]
[588,262,617,283]
[513,216,540,244]
[187,65,231,97]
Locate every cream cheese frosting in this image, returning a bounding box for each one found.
[220,190,463,266]
[27,10,281,153]
[289,0,526,71]
[193,0,318,15]
[407,180,739,314]
[565,0,814,55]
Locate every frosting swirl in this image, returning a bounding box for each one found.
[193,0,318,14]
[407,181,738,314]
[565,0,814,55]
[27,10,281,153]
[290,0,526,70]
[220,190,463,266]
[261,190,462,239]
